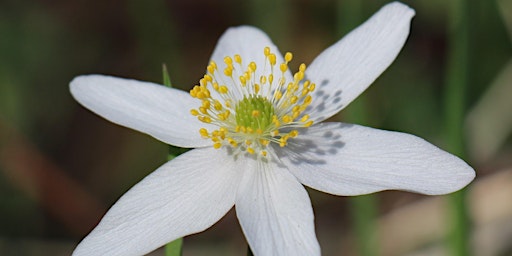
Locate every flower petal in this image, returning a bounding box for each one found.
[209,26,292,95]
[235,158,320,255]
[70,75,213,148]
[305,2,415,122]
[280,122,475,196]
[73,147,242,256]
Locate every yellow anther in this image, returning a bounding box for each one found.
[294,71,304,81]
[199,107,208,114]
[234,54,242,64]
[282,115,292,123]
[199,128,209,137]
[260,139,270,146]
[300,114,310,122]
[254,84,260,93]
[213,142,222,149]
[202,100,210,109]
[249,62,257,72]
[280,63,288,73]
[247,147,255,154]
[209,61,217,70]
[268,54,276,65]
[268,74,274,84]
[207,64,215,74]
[239,76,247,86]
[284,52,293,62]
[272,115,280,127]
[275,91,283,100]
[290,96,298,104]
[304,95,312,105]
[309,83,316,91]
[224,67,233,77]
[199,78,207,86]
[190,109,199,116]
[214,100,222,110]
[198,116,211,123]
[204,74,212,82]
[264,47,270,56]
[245,140,252,146]
[261,150,267,157]
[228,138,238,147]
[224,56,233,65]
[289,130,299,138]
[219,85,229,94]
[260,75,267,84]
[305,121,314,127]
[299,63,306,72]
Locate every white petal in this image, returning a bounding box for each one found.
[70,75,213,148]
[73,147,242,256]
[235,159,320,256]
[305,2,415,122]
[209,26,292,98]
[280,122,475,196]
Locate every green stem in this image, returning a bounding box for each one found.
[444,0,472,255]
[165,238,183,256]
[162,64,185,256]
[337,1,378,256]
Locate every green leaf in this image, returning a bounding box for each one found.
[165,238,183,256]
[162,63,172,88]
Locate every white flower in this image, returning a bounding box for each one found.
[70,2,475,256]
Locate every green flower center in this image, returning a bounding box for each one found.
[235,96,274,133]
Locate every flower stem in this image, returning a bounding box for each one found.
[165,238,183,256]
[337,1,378,255]
[162,64,185,256]
[444,0,472,255]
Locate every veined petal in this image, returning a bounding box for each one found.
[280,122,475,196]
[209,26,293,91]
[73,147,242,256]
[70,75,213,148]
[235,159,320,256]
[305,2,415,122]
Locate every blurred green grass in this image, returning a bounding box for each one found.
[0,0,511,255]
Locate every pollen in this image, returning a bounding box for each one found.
[189,46,316,158]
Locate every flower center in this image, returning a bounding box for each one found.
[235,96,274,133]
[189,47,315,158]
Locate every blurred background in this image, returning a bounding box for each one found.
[1,0,511,255]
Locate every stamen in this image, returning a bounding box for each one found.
[189,46,316,158]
